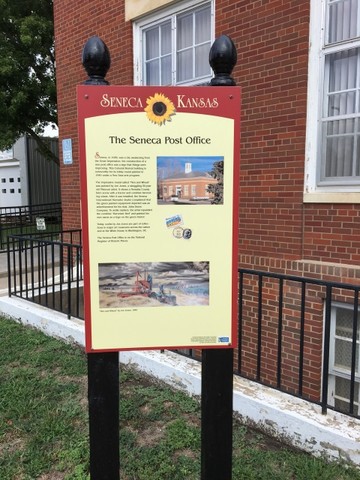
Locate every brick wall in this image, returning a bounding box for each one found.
[53,0,360,403]
[54,0,360,269]
[53,0,132,230]
[225,0,309,261]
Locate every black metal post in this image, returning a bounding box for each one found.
[82,36,120,480]
[87,352,119,479]
[201,35,237,480]
[321,285,332,415]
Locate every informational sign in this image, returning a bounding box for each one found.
[62,138,73,164]
[77,86,241,352]
[36,217,46,231]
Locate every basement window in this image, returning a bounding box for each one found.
[328,304,360,415]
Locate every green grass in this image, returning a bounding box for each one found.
[0,316,360,479]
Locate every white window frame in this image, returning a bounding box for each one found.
[327,302,360,414]
[304,0,360,203]
[133,0,214,86]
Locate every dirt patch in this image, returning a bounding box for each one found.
[173,448,197,460]
[0,431,25,456]
[38,473,66,480]
[135,421,166,447]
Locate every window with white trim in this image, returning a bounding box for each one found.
[305,0,360,194]
[133,0,214,86]
[328,304,360,415]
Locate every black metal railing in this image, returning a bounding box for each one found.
[238,269,360,418]
[174,269,360,420]
[7,230,82,319]
[0,202,62,250]
[6,237,360,419]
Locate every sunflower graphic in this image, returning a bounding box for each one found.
[145,93,176,125]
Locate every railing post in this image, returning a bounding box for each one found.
[201,35,237,480]
[7,236,12,296]
[322,285,332,415]
[81,36,120,480]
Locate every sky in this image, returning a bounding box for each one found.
[157,156,223,173]
[99,262,209,281]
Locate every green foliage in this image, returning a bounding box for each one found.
[0,0,57,151]
[207,160,224,204]
[0,317,88,479]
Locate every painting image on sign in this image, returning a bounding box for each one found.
[157,156,224,205]
[98,262,209,309]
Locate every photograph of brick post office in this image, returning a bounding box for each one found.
[157,156,224,204]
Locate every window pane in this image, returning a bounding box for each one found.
[357,130,360,175]
[195,43,211,77]
[324,130,354,177]
[326,49,358,119]
[327,118,355,136]
[195,6,211,44]
[177,13,193,49]
[323,119,355,177]
[145,27,159,60]
[336,308,360,339]
[333,307,360,374]
[161,23,171,55]
[161,55,172,85]
[145,21,172,85]
[334,376,359,415]
[146,59,159,85]
[177,49,193,82]
[176,6,212,83]
[328,91,356,116]
[328,0,358,44]
[335,338,356,369]
[328,49,357,96]
[322,46,360,181]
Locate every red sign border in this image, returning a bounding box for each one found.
[77,85,241,352]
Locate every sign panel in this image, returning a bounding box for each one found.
[62,138,73,164]
[36,217,46,231]
[77,86,241,352]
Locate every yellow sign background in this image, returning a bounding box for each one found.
[84,111,236,350]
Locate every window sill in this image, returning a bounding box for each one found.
[303,192,360,204]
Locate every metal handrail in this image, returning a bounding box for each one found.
[7,230,82,319]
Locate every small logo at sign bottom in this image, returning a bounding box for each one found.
[218,336,230,343]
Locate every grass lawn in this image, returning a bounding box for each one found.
[0,316,359,479]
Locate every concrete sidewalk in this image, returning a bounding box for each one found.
[0,247,61,296]
[0,252,9,293]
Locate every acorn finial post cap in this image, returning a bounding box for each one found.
[82,36,111,85]
[209,35,237,86]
